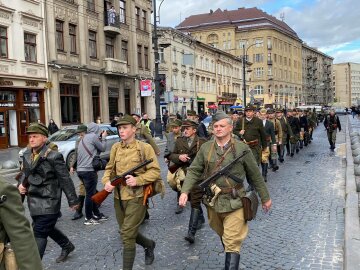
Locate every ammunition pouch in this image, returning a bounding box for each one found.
[204,183,221,207]
[241,191,259,221]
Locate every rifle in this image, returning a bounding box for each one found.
[198,150,250,190]
[91,158,153,205]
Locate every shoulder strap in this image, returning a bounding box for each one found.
[137,140,145,162]
[81,139,93,158]
[242,117,245,130]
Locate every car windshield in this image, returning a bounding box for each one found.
[49,129,78,142]
[202,116,212,123]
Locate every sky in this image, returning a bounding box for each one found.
[156,0,360,64]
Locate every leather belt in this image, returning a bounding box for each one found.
[246,139,259,146]
[220,184,244,194]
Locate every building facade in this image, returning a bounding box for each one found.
[301,44,333,106]
[333,62,360,107]
[176,7,303,108]
[157,27,245,116]
[0,0,47,149]
[45,0,154,128]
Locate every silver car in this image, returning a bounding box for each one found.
[19,124,119,168]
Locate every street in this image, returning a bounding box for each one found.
[31,122,346,270]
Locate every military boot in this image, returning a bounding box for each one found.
[272,159,279,172]
[224,252,240,270]
[261,163,268,182]
[185,208,200,244]
[72,195,85,220]
[123,248,136,270]
[144,240,156,265]
[56,241,75,263]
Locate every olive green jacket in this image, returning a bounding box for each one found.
[233,117,267,149]
[181,140,270,213]
[0,178,43,270]
[135,123,160,155]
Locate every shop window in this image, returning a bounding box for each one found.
[108,87,119,118]
[92,86,100,122]
[24,32,37,62]
[24,91,39,102]
[0,91,16,102]
[0,26,8,58]
[60,84,80,124]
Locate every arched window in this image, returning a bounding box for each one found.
[207,34,219,48]
[254,85,264,95]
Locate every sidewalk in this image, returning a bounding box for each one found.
[0,147,21,166]
[344,115,360,270]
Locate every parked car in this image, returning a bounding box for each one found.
[19,124,119,168]
[202,116,212,130]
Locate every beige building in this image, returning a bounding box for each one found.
[0,0,48,149]
[301,44,333,106]
[45,0,154,126]
[157,27,245,115]
[176,7,303,108]
[333,62,360,107]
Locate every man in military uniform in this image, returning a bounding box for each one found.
[101,115,161,270]
[179,111,272,270]
[69,124,87,220]
[164,119,184,214]
[258,108,275,182]
[288,109,301,156]
[169,120,207,243]
[18,123,79,262]
[0,176,43,269]
[276,109,293,162]
[324,109,342,150]
[166,113,177,133]
[267,109,282,171]
[187,110,208,138]
[131,113,160,156]
[299,110,309,148]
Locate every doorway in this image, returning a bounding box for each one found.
[0,109,8,148]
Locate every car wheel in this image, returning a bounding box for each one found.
[66,151,76,169]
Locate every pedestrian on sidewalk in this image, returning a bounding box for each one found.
[324,109,341,150]
[47,119,59,135]
[18,123,79,262]
[179,111,272,270]
[101,115,161,270]
[76,122,108,225]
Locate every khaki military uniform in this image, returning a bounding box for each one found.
[268,118,282,161]
[135,123,160,155]
[101,140,161,250]
[181,139,270,253]
[0,177,43,270]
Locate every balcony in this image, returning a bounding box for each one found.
[104,12,121,35]
[103,58,128,74]
[267,60,273,65]
[267,44,272,50]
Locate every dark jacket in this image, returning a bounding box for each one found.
[299,115,308,132]
[233,117,267,149]
[324,114,341,131]
[262,120,276,144]
[278,117,293,141]
[197,122,208,138]
[47,123,59,135]
[288,116,301,135]
[22,144,79,216]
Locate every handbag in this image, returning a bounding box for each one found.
[81,139,107,171]
[241,191,259,221]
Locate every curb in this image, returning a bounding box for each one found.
[344,116,360,270]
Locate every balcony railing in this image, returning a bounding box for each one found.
[104,12,121,34]
[267,60,273,65]
[103,58,128,74]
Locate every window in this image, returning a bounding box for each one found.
[92,86,100,121]
[121,40,128,62]
[173,74,177,89]
[254,85,264,95]
[137,45,142,68]
[69,24,76,53]
[120,0,126,23]
[238,40,247,49]
[159,47,164,63]
[56,20,64,51]
[60,84,80,124]
[254,67,264,78]
[142,10,147,31]
[105,36,114,58]
[255,38,263,47]
[24,32,36,62]
[88,31,97,58]
[135,7,141,29]
[144,46,149,69]
[172,48,176,62]
[268,67,272,76]
[182,76,186,90]
[0,27,8,58]
[87,0,95,11]
[253,54,264,63]
[267,38,272,49]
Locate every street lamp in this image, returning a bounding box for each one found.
[242,43,256,107]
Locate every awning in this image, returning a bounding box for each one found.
[207,104,218,109]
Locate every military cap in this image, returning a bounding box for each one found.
[276,109,283,113]
[26,123,48,137]
[116,114,137,126]
[260,108,267,114]
[76,124,87,133]
[181,119,198,127]
[244,105,256,111]
[212,110,231,123]
[169,119,182,127]
[267,109,275,114]
[187,110,198,117]
[131,112,141,118]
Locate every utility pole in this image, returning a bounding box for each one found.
[242,45,246,107]
[153,0,163,139]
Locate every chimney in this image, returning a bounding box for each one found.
[210,9,213,14]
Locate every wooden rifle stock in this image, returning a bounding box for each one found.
[91,158,153,204]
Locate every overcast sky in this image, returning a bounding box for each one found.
[156,0,360,64]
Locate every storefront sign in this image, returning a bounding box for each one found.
[218,101,234,105]
[140,80,152,97]
[0,80,13,86]
[24,103,40,107]
[26,81,39,87]
[0,103,14,107]
[63,74,78,80]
